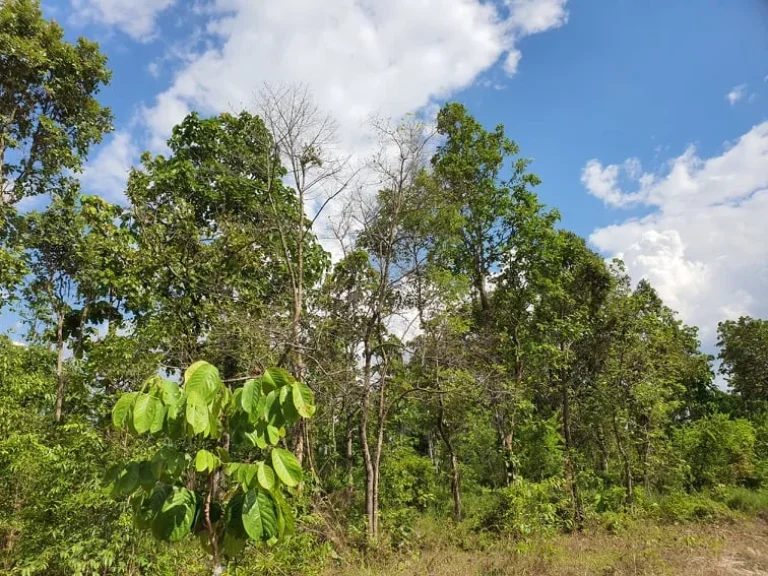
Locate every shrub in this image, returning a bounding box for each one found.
[673,413,756,489]
[473,479,572,538]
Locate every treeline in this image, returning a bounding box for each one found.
[2,1,768,574]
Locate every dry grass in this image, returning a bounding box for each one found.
[325,517,768,576]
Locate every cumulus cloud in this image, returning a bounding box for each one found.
[140,0,571,148]
[504,49,523,76]
[80,131,138,203]
[586,122,768,346]
[726,84,748,105]
[581,157,649,207]
[506,0,568,35]
[70,0,177,41]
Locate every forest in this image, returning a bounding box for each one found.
[2,1,768,574]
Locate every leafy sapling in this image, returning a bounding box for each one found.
[107,361,315,573]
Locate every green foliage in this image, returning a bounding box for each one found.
[380,445,438,512]
[107,361,315,569]
[718,317,768,402]
[471,479,572,538]
[516,416,563,482]
[0,0,112,200]
[673,413,756,489]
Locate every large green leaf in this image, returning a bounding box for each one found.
[158,379,181,404]
[185,361,221,404]
[138,461,156,490]
[263,389,284,427]
[266,424,280,446]
[273,489,296,538]
[225,491,247,540]
[241,490,277,541]
[271,448,303,488]
[186,392,210,435]
[114,462,140,496]
[150,403,167,434]
[194,449,219,473]
[152,487,198,542]
[263,368,293,390]
[112,392,137,428]
[292,382,316,419]
[151,447,180,480]
[257,462,276,491]
[135,484,173,529]
[240,378,263,416]
[133,394,160,434]
[279,385,299,424]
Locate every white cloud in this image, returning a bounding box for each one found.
[141,0,571,150]
[504,49,522,76]
[70,0,176,41]
[586,122,768,348]
[506,0,568,35]
[581,158,647,207]
[80,131,138,203]
[134,0,571,256]
[726,84,748,105]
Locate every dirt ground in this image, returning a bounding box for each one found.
[325,517,768,576]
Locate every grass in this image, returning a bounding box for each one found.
[324,516,768,575]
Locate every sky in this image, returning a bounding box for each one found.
[5,0,768,368]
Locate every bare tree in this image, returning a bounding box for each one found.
[347,115,435,539]
[256,83,358,467]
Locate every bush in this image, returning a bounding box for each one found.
[673,413,756,489]
[712,486,768,514]
[653,491,730,523]
[471,479,572,538]
[516,416,563,482]
[379,445,437,512]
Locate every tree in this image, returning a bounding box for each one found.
[533,231,611,530]
[0,0,112,303]
[431,102,547,315]
[256,84,353,466]
[125,112,326,374]
[21,188,127,421]
[718,317,768,403]
[108,361,315,574]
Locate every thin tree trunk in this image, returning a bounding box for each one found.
[372,369,388,540]
[562,380,583,531]
[345,412,355,488]
[205,473,222,575]
[613,413,633,511]
[437,401,461,522]
[597,423,610,476]
[54,307,65,423]
[360,348,376,540]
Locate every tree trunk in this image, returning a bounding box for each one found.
[597,424,610,476]
[360,348,376,540]
[613,414,634,511]
[562,381,583,531]
[372,369,388,540]
[54,308,65,423]
[345,413,355,488]
[205,473,222,575]
[437,402,462,522]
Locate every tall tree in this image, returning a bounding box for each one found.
[21,188,125,421]
[0,0,112,302]
[718,317,768,403]
[125,112,325,374]
[431,102,545,314]
[256,84,352,465]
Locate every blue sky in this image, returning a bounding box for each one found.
[5,0,768,359]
